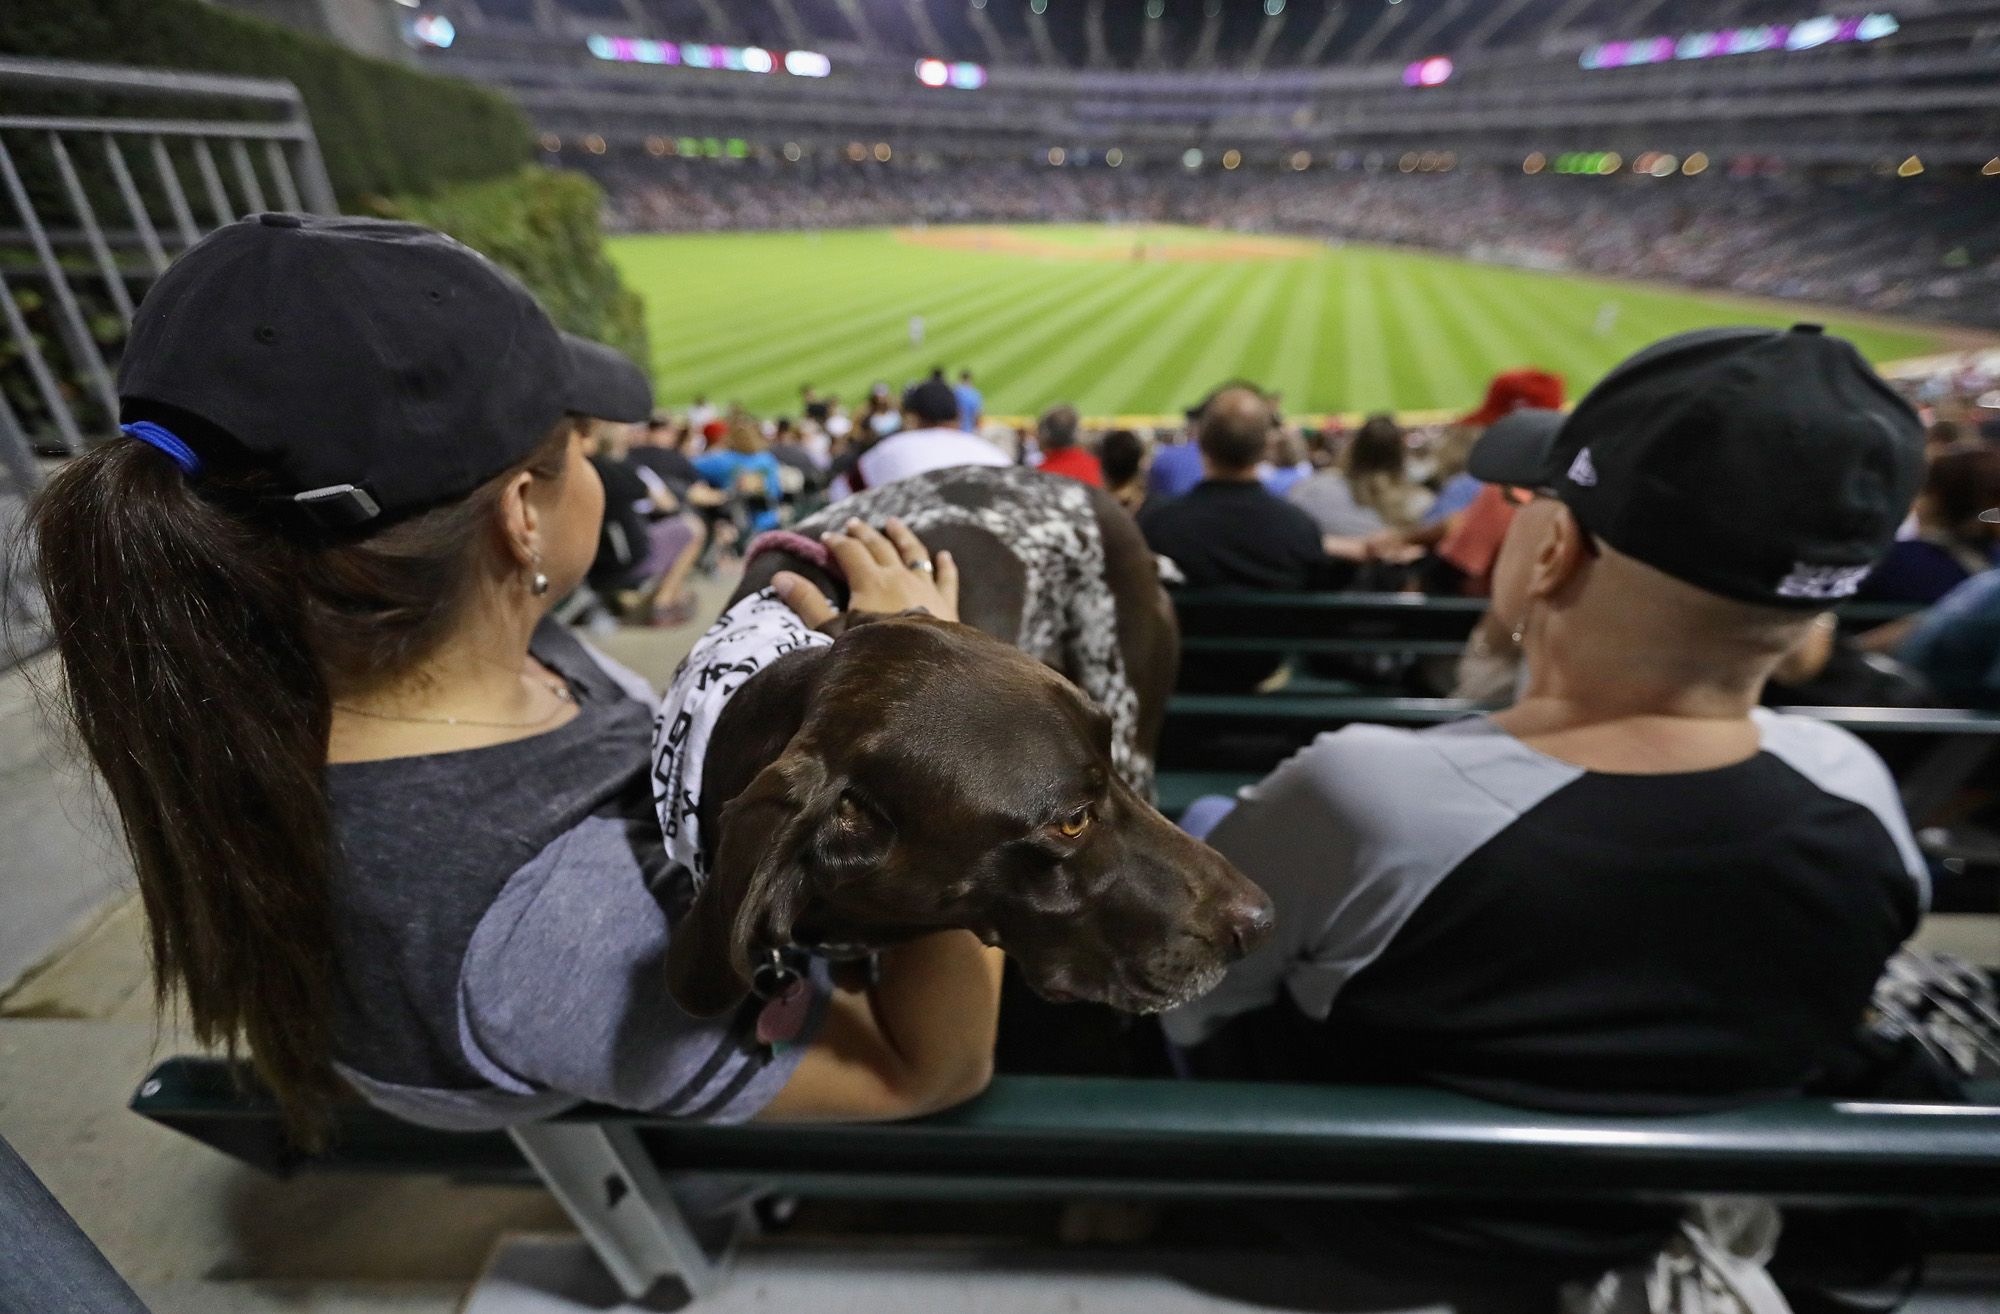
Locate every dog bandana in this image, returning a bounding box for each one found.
[651,589,833,890]
[791,465,1153,795]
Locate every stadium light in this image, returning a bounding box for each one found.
[1222,149,1242,170]
[1682,152,1709,175]
[1031,0,1047,13]
[1182,148,1204,170]
[1523,152,1546,174]
[585,33,830,77]
[645,136,668,157]
[846,142,867,162]
[1897,155,1923,177]
[1398,152,1419,172]
[1599,152,1622,174]
[1290,151,1311,171]
[1146,0,1163,16]
[1265,0,1284,14]
[874,142,893,162]
[783,141,803,162]
[1581,12,1899,70]
[1108,147,1125,166]
[1984,158,2000,176]
[1652,153,1678,177]
[584,134,607,155]
[1402,56,1453,87]
[917,59,949,87]
[1048,147,1067,166]
[408,14,455,48]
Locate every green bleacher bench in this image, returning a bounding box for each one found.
[132,1057,2000,1304]
[1160,697,2000,824]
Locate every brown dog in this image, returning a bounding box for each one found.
[661,466,1272,1022]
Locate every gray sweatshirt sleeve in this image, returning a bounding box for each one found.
[1164,721,1577,1047]
[456,814,825,1122]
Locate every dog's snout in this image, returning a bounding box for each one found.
[1218,889,1276,958]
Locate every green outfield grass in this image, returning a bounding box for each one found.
[610,225,1955,421]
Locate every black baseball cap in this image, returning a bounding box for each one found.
[901,377,960,427]
[1464,325,1923,608]
[117,212,651,528]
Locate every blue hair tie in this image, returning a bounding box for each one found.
[121,421,202,478]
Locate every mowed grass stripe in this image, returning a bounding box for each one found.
[1262,252,1332,410]
[1007,260,1213,412]
[1217,258,1307,389]
[1337,250,1395,413]
[970,264,1190,414]
[1372,251,1478,409]
[625,234,941,368]
[1446,264,1612,389]
[769,259,1138,415]
[690,258,1090,405]
[607,227,1954,417]
[1114,262,1268,414]
[1399,255,1524,407]
[667,254,1027,383]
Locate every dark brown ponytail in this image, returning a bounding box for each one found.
[29,420,574,1143]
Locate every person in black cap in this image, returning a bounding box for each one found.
[1166,326,1929,1299]
[29,214,999,1143]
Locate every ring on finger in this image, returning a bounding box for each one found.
[909,558,934,574]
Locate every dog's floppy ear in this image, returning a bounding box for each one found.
[666,753,830,1017]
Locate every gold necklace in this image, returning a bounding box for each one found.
[334,675,575,730]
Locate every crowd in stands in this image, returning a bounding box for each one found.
[606,332,2000,718]
[596,160,2000,329]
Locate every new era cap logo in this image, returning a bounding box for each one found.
[1777,563,1870,601]
[1566,448,1598,487]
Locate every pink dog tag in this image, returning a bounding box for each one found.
[757,979,810,1047]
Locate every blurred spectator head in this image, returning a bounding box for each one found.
[1099,428,1148,488]
[1927,419,1966,453]
[1921,442,2000,543]
[1269,429,1307,469]
[1344,413,1408,482]
[1465,368,1566,427]
[1431,423,1482,482]
[1197,386,1274,475]
[902,378,961,428]
[1039,405,1081,451]
[960,368,975,383]
[725,417,768,455]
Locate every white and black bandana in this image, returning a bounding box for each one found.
[792,465,1151,796]
[651,589,832,889]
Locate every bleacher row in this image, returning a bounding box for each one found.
[132,587,2000,1304]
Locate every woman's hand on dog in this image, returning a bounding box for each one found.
[774,517,960,626]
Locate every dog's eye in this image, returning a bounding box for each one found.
[1056,806,1092,839]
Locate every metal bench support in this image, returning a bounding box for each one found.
[508,1122,730,1303]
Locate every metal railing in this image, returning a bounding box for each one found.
[0,56,338,670]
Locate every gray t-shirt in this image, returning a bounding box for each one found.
[325,622,824,1131]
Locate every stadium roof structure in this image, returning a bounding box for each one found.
[411,0,2000,174]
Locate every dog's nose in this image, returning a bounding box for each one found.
[1218,890,1276,958]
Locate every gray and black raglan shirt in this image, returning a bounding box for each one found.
[324,622,825,1131]
[1166,711,1926,1114]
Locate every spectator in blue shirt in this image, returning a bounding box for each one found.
[694,418,786,532]
[954,369,983,433]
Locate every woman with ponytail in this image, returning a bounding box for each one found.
[32,214,1000,1144]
